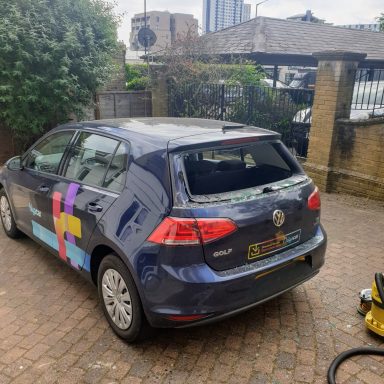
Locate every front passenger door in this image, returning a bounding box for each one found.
[9,130,75,236]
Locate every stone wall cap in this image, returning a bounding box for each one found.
[337,115,384,126]
[313,50,367,61]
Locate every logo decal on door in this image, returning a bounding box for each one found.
[53,183,82,268]
[31,182,91,271]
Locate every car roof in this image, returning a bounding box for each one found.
[55,117,279,149]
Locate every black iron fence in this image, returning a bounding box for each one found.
[353,68,384,116]
[169,83,314,157]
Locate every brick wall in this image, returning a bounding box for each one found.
[0,125,15,165]
[329,117,384,200]
[151,67,168,117]
[102,42,127,92]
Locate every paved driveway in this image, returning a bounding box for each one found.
[0,194,383,384]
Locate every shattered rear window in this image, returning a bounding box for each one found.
[182,142,294,196]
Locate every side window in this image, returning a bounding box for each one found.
[24,131,74,174]
[102,142,129,192]
[64,132,119,188]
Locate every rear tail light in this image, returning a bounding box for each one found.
[147,217,237,246]
[308,186,321,210]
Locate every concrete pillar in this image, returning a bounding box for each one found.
[151,66,169,117]
[304,51,367,192]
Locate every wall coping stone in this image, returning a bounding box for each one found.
[97,90,151,95]
[312,50,367,62]
[336,116,384,127]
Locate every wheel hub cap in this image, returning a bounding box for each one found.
[101,269,132,330]
[0,196,12,232]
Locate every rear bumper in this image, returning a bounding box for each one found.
[141,225,327,328]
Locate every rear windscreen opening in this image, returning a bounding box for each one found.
[182,141,296,196]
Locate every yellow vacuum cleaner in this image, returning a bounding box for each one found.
[327,273,384,384]
[365,273,384,336]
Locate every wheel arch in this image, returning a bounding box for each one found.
[89,243,136,287]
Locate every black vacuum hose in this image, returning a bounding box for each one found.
[327,347,384,384]
[327,273,384,384]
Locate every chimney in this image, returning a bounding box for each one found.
[305,10,312,22]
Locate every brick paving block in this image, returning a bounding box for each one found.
[46,341,72,359]
[162,369,189,384]
[129,359,154,378]
[56,367,86,384]
[271,368,294,384]
[120,376,143,384]
[357,370,384,384]
[294,364,315,383]
[23,343,50,361]
[106,360,132,380]
[275,351,295,370]
[1,358,33,379]
[209,361,233,382]
[279,338,298,354]
[0,374,11,384]
[298,348,316,365]
[0,347,26,365]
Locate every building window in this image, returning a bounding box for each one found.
[156,16,160,22]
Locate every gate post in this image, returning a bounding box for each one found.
[151,66,169,117]
[304,51,366,192]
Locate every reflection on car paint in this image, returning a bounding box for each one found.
[28,203,42,217]
[116,199,149,242]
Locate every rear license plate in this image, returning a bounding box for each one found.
[248,229,301,260]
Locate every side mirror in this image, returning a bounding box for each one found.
[6,156,23,171]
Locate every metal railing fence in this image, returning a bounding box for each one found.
[169,82,314,157]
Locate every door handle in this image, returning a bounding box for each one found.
[88,202,103,213]
[37,185,50,193]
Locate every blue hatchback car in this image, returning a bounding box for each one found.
[0,118,326,341]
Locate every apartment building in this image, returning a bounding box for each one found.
[203,0,251,34]
[130,11,198,51]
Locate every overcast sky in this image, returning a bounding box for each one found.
[116,0,383,44]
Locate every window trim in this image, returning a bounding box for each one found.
[58,129,131,194]
[22,129,77,175]
[21,128,131,194]
[100,141,130,192]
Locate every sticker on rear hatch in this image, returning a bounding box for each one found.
[248,229,301,260]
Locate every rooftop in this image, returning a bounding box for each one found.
[201,16,384,68]
[59,118,277,150]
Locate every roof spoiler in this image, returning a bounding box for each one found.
[222,124,247,132]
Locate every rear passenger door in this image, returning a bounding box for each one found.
[47,132,129,271]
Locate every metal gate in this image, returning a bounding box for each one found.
[169,83,314,157]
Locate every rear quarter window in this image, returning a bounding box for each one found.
[182,142,295,196]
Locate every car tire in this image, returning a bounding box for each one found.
[97,254,150,342]
[0,189,22,239]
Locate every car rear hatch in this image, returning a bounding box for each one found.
[167,128,321,271]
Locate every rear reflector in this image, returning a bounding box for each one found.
[308,186,321,210]
[147,217,237,246]
[167,314,210,322]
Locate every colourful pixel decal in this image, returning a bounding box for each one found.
[32,182,91,272]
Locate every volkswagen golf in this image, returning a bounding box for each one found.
[0,118,326,341]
